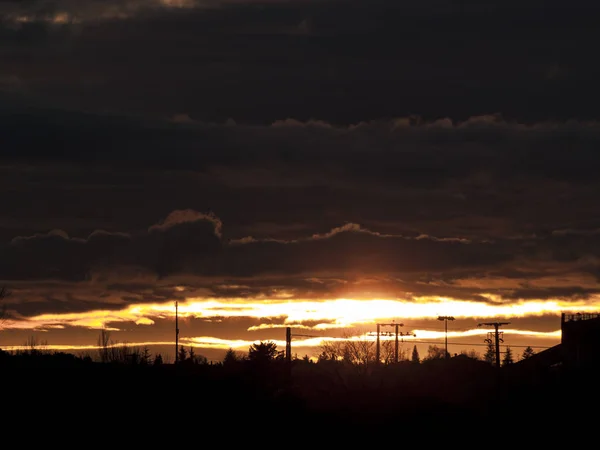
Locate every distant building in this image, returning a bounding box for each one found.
[561,312,600,368]
[510,312,600,371]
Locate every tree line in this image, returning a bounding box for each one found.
[0,284,536,368]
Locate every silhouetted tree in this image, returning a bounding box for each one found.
[318,331,378,367]
[423,345,445,361]
[248,341,280,363]
[381,340,397,364]
[223,347,241,365]
[186,348,208,365]
[117,342,132,364]
[25,335,45,355]
[318,340,345,361]
[178,345,187,363]
[343,337,375,367]
[484,341,496,364]
[0,286,9,328]
[411,345,420,363]
[97,328,111,363]
[129,347,141,365]
[521,346,535,360]
[153,353,163,366]
[460,349,480,360]
[141,346,152,365]
[399,346,410,361]
[317,350,332,362]
[342,345,353,364]
[502,346,514,366]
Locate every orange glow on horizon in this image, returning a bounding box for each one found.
[5,296,600,333]
[0,295,591,356]
[0,326,562,358]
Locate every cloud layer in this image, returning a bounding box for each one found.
[2,109,600,318]
[2,0,599,123]
[1,0,599,353]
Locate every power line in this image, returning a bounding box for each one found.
[286,334,555,350]
[373,322,415,364]
[285,323,556,363]
[409,339,553,350]
[286,326,322,363]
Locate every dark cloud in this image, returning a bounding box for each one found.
[3,107,600,243]
[4,106,600,185]
[0,210,505,280]
[0,209,222,281]
[1,0,600,324]
[1,0,599,123]
[2,202,600,317]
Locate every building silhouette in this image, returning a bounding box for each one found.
[560,312,600,368]
[514,312,600,370]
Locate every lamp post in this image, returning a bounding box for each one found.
[437,316,455,358]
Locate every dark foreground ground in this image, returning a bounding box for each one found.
[3,353,598,444]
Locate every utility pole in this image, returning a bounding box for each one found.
[175,301,179,364]
[286,327,292,364]
[478,321,510,368]
[284,327,319,382]
[394,323,399,363]
[437,316,455,358]
[285,327,319,361]
[375,322,413,363]
[376,323,381,363]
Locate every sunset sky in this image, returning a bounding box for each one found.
[2,0,600,362]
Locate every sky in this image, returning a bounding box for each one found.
[1,0,600,362]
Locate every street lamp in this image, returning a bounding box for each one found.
[437,316,455,358]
